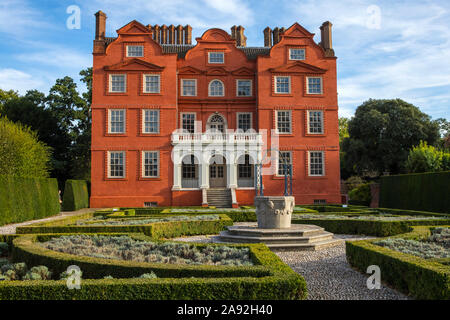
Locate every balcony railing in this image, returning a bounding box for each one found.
[172,131,263,144]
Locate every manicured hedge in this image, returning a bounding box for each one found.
[0,175,60,226]
[380,171,450,214]
[1,233,307,300]
[16,214,234,239]
[62,180,89,211]
[346,226,450,299]
[291,218,450,237]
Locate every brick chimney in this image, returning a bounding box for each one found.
[263,27,272,47]
[168,25,175,44]
[160,25,168,44]
[95,11,107,40]
[230,25,237,40]
[273,27,281,45]
[153,24,160,43]
[176,25,184,44]
[236,26,247,46]
[184,25,192,44]
[320,21,335,57]
[93,11,107,54]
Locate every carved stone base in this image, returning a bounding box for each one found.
[254,196,295,229]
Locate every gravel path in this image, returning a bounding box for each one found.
[0,208,97,235]
[173,224,411,300]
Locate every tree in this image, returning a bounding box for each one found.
[1,91,72,183]
[405,141,443,173]
[338,117,349,143]
[0,117,51,177]
[70,68,92,180]
[341,99,440,176]
[0,89,19,112]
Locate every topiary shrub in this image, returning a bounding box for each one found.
[348,183,371,206]
[62,180,89,211]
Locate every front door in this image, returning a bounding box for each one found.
[210,163,226,188]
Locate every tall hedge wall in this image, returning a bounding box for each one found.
[380,171,450,213]
[62,179,89,211]
[0,175,60,226]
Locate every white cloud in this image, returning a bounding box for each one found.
[0,69,45,93]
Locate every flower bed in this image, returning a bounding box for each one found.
[346,226,450,299]
[1,232,307,300]
[374,227,450,259]
[40,234,253,266]
[75,214,220,226]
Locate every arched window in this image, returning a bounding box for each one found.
[207,113,227,132]
[209,80,224,96]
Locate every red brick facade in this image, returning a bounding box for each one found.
[90,12,341,208]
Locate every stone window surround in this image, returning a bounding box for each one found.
[181,78,197,96]
[308,150,325,176]
[108,74,127,93]
[274,75,291,94]
[307,110,324,134]
[107,151,126,179]
[142,74,161,94]
[108,109,126,134]
[142,109,160,134]
[236,79,253,97]
[141,150,159,178]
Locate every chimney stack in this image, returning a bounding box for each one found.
[160,25,168,44]
[184,25,192,44]
[153,24,160,43]
[236,26,247,46]
[230,25,237,40]
[168,25,175,44]
[95,11,107,40]
[263,27,272,47]
[273,27,281,45]
[320,21,335,56]
[176,25,184,44]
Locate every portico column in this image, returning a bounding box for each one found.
[172,151,182,190]
[228,162,238,189]
[200,161,209,189]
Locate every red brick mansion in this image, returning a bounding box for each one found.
[90,11,341,208]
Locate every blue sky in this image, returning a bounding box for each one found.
[0,0,449,120]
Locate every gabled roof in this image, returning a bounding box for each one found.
[116,20,151,34]
[104,58,165,71]
[269,61,327,74]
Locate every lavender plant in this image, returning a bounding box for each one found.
[293,213,445,221]
[75,214,220,226]
[40,235,254,266]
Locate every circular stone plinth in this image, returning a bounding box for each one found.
[218,223,343,250]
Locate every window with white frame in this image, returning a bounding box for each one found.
[126,45,144,57]
[307,77,323,94]
[142,109,159,133]
[289,48,306,60]
[108,151,125,178]
[309,151,325,176]
[181,79,197,96]
[237,80,252,96]
[142,151,159,178]
[274,76,290,94]
[276,110,291,134]
[308,110,324,134]
[109,74,126,93]
[143,74,160,93]
[209,80,224,96]
[238,154,253,178]
[278,151,292,176]
[108,109,125,133]
[208,52,224,64]
[237,113,252,131]
[181,113,195,133]
[182,155,197,179]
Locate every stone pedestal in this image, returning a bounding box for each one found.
[254,196,295,229]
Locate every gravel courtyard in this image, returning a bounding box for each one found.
[174,228,411,300]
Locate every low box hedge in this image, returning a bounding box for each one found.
[346,226,450,299]
[0,233,307,300]
[291,218,450,237]
[16,214,234,239]
[62,180,89,211]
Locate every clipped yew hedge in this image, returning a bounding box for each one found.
[346,226,450,299]
[62,180,89,211]
[1,233,307,300]
[0,175,60,226]
[380,171,450,214]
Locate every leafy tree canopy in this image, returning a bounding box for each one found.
[341,99,440,176]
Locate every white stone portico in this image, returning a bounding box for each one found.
[171,129,264,204]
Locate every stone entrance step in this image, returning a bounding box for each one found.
[207,188,232,208]
[217,223,343,251]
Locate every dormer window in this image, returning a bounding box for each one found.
[126,45,144,57]
[208,52,224,64]
[289,48,305,60]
